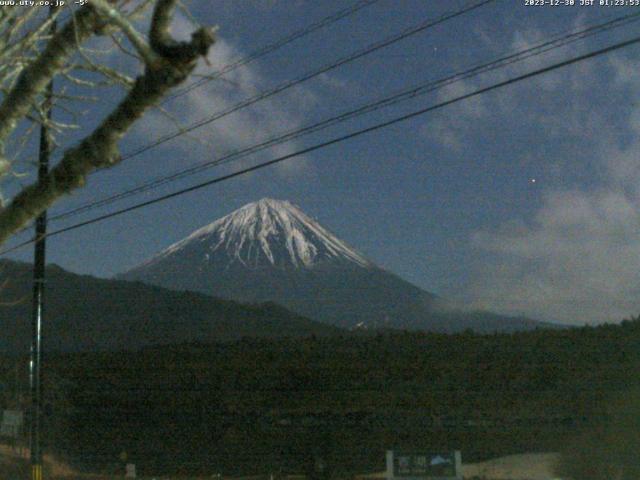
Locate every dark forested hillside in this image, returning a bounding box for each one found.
[0,260,343,353]
[1,319,638,476]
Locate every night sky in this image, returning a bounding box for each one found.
[4,0,640,325]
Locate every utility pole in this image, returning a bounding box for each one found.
[30,7,56,480]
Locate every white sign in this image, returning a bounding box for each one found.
[125,463,137,478]
[0,410,23,438]
[386,450,462,480]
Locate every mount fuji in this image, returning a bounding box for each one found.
[120,198,553,333]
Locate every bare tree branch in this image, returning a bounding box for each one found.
[0,1,215,246]
[0,10,60,66]
[90,0,159,65]
[0,8,99,156]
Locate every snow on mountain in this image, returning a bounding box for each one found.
[121,198,556,333]
[145,198,372,270]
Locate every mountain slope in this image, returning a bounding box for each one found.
[121,198,555,333]
[134,198,371,272]
[0,259,343,353]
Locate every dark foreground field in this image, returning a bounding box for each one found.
[1,318,639,477]
[0,445,558,480]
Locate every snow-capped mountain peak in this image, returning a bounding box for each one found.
[149,198,372,269]
[120,199,549,334]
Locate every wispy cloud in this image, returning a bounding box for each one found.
[131,14,318,176]
[459,48,640,326]
[422,78,488,152]
[468,185,640,324]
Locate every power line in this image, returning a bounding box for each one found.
[2,32,639,256]
[52,1,380,105]
[49,0,496,219]
[0,0,497,242]
[49,10,640,222]
[164,0,383,102]
[117,0,497,162]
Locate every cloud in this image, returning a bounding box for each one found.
[131,13,317,176]
[460,51,640,326]
[423,19,609,153]
[468,186,640,324]
[422,79,488,152]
